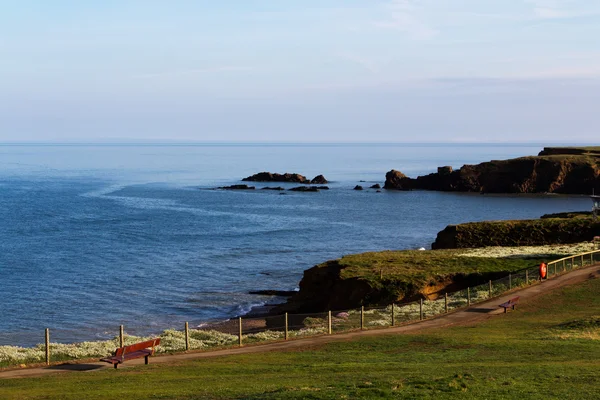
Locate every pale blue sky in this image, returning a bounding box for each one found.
[1,0,599,142]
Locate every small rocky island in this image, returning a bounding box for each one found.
[384,147,600,194]
[243,172,328,184]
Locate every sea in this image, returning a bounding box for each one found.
[0,143,592,347]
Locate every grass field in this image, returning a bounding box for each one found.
[2,274,600,399]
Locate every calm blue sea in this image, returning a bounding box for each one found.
[0,143,591,346]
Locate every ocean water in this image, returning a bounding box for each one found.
[0,143,591,346]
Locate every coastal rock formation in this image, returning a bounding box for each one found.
[432,214,600,249]
[310,175,328,184]
[243,172,309,183]
[353,185,363,191]
[261,187,286,191]
[289,186,320,192]
[370,184,381,189]
[383,170,410,190]
[218,184,255,190]
[384,147,600,194]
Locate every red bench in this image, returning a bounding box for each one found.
[100,338,160,369]
[499,297,520,313]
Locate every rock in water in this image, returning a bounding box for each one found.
[384,170,411,190]
[218,184,255,190]
[370,184,381,189]
[289,186,320,192]
[310,175,328,184]
[354,185,364,191]
[242,172,310,183]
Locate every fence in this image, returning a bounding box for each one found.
[2,249,600,369]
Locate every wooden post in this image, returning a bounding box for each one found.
[581,255,584,267]
[489,280,492,297]
[445,293,448,313]
[419,299,423,320]
[509,273,512,289]
[284,313,288,340]
[467,288,471,306]
[525,270,528,284]
[328,311,332,335]
[563,259,566,272]
[45,328,50,366]
[554,263,556,276]
[238,317,243,347]
[360,306,364,330]
[185,322,190,351]
[391,303,395,326]
[119,325,124,348]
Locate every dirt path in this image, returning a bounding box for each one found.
[2,263,599,380]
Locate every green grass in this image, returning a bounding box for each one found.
[336,249,546,284]
[3,275,600,399]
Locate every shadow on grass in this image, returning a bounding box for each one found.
[464,308,496,313]
[47,363,106,372]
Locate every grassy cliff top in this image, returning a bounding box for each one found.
[334,243,593,284]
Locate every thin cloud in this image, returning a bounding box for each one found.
[337,53,378,73]
[374,0,438,40]
[525,0,600,19]
[136,66,252,79]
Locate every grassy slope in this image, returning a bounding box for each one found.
[336,249,547,285]
[2,276,600,399]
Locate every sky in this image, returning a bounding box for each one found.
[1,0,599,143]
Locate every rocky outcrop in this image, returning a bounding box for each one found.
[432,215,600,249]
[370,184,381,189]
[289,186,329,192]
[218,184,255,190]
[384,147,600,194]
[310,175,328,184]
[383,170,410,190]
[243,172,309,183]
[261,187,286,191]
[243,172,329,184]
[354,185,363,191]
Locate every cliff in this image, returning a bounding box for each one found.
[271,250,546,314]
[385,147,600,194]
[432,213,600,249]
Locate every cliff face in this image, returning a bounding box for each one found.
[432,215,600,249]
[385,147,600,194]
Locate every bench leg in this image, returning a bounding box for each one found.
[114,363,118,369]
[145,355,149,365]
[504,307,507,313]
[512,305,516,310]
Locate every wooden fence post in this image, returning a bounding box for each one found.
[489,280,492,297]
[45,328,50,366]
[419,299,423,320]
[119,325,124,348]
[238,317,243,347]
[391,303,395,326]
[185,322,189,351]
[525,270,529,284]
[445,293,448,313]
[509,273,512,289]
[360,306,364,330]
[467,288,471,306]
[581,255,584,267]
[328,311,332,335]
[285,313,288,340]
